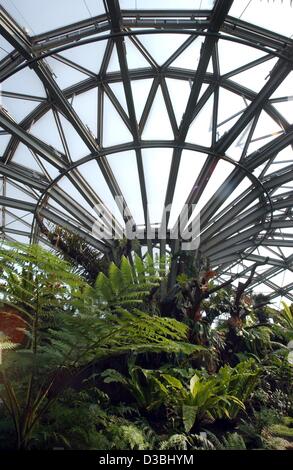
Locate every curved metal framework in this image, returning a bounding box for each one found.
[0,0,293,303]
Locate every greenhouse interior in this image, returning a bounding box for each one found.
[0,0,292,452]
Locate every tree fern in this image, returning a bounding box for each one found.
[0,242,199,448]
[94,255,161,311]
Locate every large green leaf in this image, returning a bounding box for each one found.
[182,404,198,433]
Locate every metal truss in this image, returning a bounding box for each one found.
[0,0,293,302]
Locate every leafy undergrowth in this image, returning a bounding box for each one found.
[0,243,292,450]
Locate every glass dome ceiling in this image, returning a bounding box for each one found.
[0,0,293,305]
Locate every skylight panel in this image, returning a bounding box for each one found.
[5,181,36,202]
[78,159,125,226]
[218,39,265,76]
[57,113,89,160]
[229,0,293,38]
[142,148,172,224]
[124,37,151,69]
[2,68,46,97]
[120,0,215,8]
[166,78,191,126]
[72,88,98,138]
[246,110,283,154]
[30,110,64,153]
[168,150,207,229]
[137,33,190,66]
[272,100,293,124]
[45,57,89,89]
[0,95,38,123]
[141,85,174,140]
[230,58,278,93]
[186,93,214,146]
[109,82,128,114]
[131,79,154,122]
[106,150,144,225]
[12,143,43,172]
[103,95,133,146]
[59,40,107,75]
[0,133,11,156]
[0,0,105,35]
[57,176,98,219]
[171,37,205,70]
[107,44,120,73]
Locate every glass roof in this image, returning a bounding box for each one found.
[0,0,293,306]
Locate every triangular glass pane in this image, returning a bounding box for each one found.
[191,160,233,219]
[272,147,293,165]
[229,0,293,38]
[107,151,144,225]
[231,58,278,93]
[48,197,82,222]
[40,159,60,179]
[103,95,133,146]
[131,79,153,122]
[142,86,174,140]
[58,113,89,160]
[45,57,89,89]
[12,143,43,172]
[57,176,98,219]
[168,150,207,229]
[5,214,30,232]
[166,78,190,126]
[0,134,11,155]
[138,33,190,65]
[5,182,36,202]
[272,100,293,124]
[217,88,246,128]
[72,88,98,137]
[0,0,105,35]
[109,82,128,114]
[59,40,107,74]
[7,209,33,225]
[171,37,204,70]
[124,37,150,69]
[218,39,265,76]
[107,44,120,72]
[120,0,214,7]
[0,96,38,123]
[2,67,46,97]
[142,148,172,224]
[186,94,214,147]
[252,283,275,295]
[247,111,282,153]
[30,110,64,153]
[78,160,124,226]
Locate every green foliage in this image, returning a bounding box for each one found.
[268,424,293,438]
[181,359,260,431]
[0,243,197,449]
[279,302,293,331]
[0,242,292,450]
[95,254,159,311]
[102,361,186,412]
